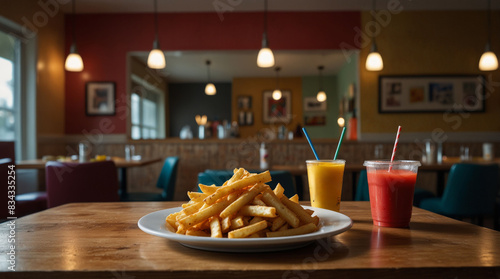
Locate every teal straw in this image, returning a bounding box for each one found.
[333,127,346,160]
[302,127,319,160]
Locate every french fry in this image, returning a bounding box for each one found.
[230,216,245,230]
[270,217,286,231]
[187,191,207,202]
[198,184,218,195]
[181,201,203,216]
[261,190,300,228]
[226,168,245,185]
[280,196,316,225]
[209,217,223,238]
[186,229,210,237]
[311,215,320,226]
[239,205,277,218]
[221,216,232,233]
[305,209,315,216]
[220,183,267,218]
[249,216,265,225]
[228,220,268,238]
[179,196,234,228]
[273,183,285,199]
[278,223,289,231]
[252,195,267,206]
[266,223,318,238]
[204,171,272,205]
[289,194,299,204]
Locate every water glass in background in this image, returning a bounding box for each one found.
[79,143,89,163]
[460,145,470,161]
[374,144,384,159]
[424,140,436,164]
[483,143,494,161]
[125,145,135,160]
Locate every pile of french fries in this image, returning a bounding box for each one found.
[166,168,320,238]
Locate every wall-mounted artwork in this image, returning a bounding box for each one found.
[303,97,327,112]
[262,90,292,124]
[379,75,485,113]
[85,82,116,116]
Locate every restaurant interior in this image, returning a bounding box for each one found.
[1,0,500,277]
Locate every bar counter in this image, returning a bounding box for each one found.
[1,201,499,278]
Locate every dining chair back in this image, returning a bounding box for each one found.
[156,156,179,201]
[419,163,500,220]
[122,156,179,202]
[46,161,120,208]
[198,169,297,197]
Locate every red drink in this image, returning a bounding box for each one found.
[364,160,421,228]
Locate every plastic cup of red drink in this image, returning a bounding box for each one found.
[363,160,421,228]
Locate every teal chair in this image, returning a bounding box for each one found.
[419,163,500,225]
[198,169,297,198]
[122,157,179,201]
[355,169,434,206]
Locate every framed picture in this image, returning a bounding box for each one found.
[85,82,116,116]
[237,96,252,110]
[262,90,292,124]
[379,75,485,113]
[304,115,326,126]
[303,97,326,112]
[238,111,254,126]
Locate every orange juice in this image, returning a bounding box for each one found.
[306,160,346,211]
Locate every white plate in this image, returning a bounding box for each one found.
[138,206,353,252]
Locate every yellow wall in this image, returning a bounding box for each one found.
[232,77,303,139]
[359,11,500,133]
[0,0,66,135]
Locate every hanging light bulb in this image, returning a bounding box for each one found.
[147,0,166,69]
[205,60,216,96]
[366,42,384,71]
[65,0,83,72]
[366,0,384,72]
[316,66,327,102]
[337,117,345,127]
[257,0,275,68]
[272,66,282,100]
[479,0,498,71]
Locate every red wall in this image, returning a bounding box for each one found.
[64,11,361,134]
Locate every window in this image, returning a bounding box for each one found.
[130,79,165,140]
[0,16,37,160]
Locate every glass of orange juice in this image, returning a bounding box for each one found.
[306,160,346,212]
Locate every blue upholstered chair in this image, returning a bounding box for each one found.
[122,157,179,201]
[418,163,500,225]
[198,169,297,198]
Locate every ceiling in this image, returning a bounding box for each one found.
[65,0,495,14]
[68,0,493,82]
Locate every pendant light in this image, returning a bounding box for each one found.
[204,60,216,95]
[365,0,384,71]
[65,0,83,72]
[479,0,498,71]
[147,0,166,69]
[272,67,282,100]
[257,0,275,68]
[317,66,327,102]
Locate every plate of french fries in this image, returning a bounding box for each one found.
[138,168,353,252]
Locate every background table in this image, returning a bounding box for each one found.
[16,157,162,199]
[1,201,499,278]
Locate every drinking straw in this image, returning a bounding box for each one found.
[389,125,402,171]
[333,127,346,160]
[302,127,319,160]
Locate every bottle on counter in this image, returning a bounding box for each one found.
[260,143,269,170]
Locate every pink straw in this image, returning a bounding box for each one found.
[389,126,401,171]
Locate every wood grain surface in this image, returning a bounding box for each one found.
[1,201,499,278]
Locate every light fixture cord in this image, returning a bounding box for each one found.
[71,0,76,46]
[318,66,323,91]
[275,67,280,89]
[264,0,268,35]
[154,0,159,43]
[487,0,492,45]
[371,0,376,44]
[206,61,211,83]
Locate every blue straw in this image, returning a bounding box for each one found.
[333,127,346,160]
[302,127,319,160]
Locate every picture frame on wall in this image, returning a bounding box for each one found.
[262,90,292,124]
[85,82,116,116]
[303,97,327,112]
[379,75,485,113]
[237,95,252,110]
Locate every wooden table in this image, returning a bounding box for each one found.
[16,157,162,199]
[1,201,499,278]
